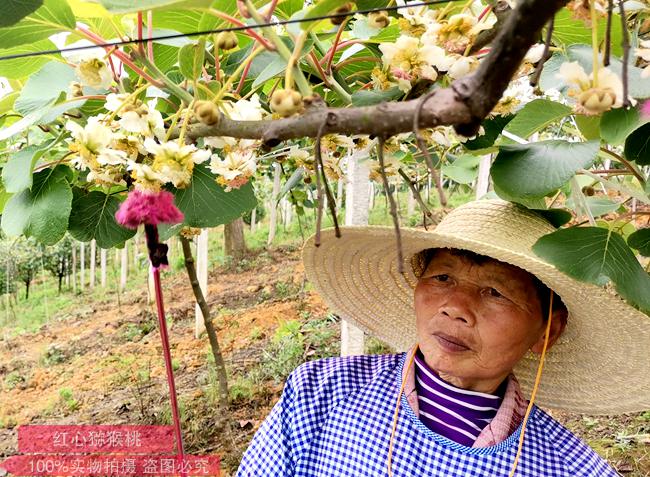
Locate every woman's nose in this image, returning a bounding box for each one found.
[439,288,477,325]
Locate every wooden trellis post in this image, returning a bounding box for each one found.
[195,229,209,338]
[120,242,128,292]
[100,248,107,288]
[80,242,85,291]
[476,154,492,199]
[341,153,367,356]
[267,162,281,245]
[90,239,96,289]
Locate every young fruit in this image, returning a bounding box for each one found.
[193,100,221,126]
[270,89,304,117]
[216,31,238,50]
[367,11,389,29]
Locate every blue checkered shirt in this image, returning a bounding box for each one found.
[236,352,620,476]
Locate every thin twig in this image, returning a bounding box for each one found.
[530,16,554,87]
[398,168,434,227]
[314,138,342,239]
[413,90,447,206]
[618,0,631,107]
[314,121,327,246]
[377,137,404,275]
[603,0,613,66]
[600,147,646,186]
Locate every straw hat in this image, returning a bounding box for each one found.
[302,199,650,414]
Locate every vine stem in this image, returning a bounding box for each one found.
[377,136,404,275]
[590,0,600,87]
[603,0,613,66]
[244,0,312,96]
[327,19,349,74]
[398,168,434,228]
[530,16,554,87]
[314,122,326,246]
[599,147,646,187]
[147,11,154,62]
[413,91,447,206]
[137,54,194,103]
[580,169,650,205]
[314,120,342,238]
[618,0,631,107]
[214,46,265,103]
[285,31,308,90]
[177,100,195,145]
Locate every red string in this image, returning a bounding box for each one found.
[152,264,187,477]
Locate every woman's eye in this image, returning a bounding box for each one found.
[486,287,507,299]
[432,274,450,282]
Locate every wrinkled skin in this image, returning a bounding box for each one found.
[414,249,567,394]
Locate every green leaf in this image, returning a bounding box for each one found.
[67,190,136,248]
[178,41,206,81]
[492,182,547,209]
[301,0,343,30]
[463,114,514,151]
[600,106,641,146]
[533,227,650,314]
[1,165,72,245]
[14,61,76,116]
[0,97,86,141]
[170,163,257,228]
[551,9,623,57]
[567,196,622,218]
[278,167,304,203]
[2,145,46,193]
[158,222,183,241]
[441,154,481,185]
[2,0,43,28]
[623,123,650,166]
[0,39,61,79]
[351,87,403,106]
[0,0,76,49]
[274,0,304,19]
[251,53,286,89]
[502,99,571,141]
[628,229,650,257]
[573,114,600,141]
[99,0,212,13]
[491,140,599,199]
[532,208,573,227]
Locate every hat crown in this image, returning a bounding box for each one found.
[433,200,556,256]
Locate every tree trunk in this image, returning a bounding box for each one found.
[120,243,128,292]
[476,154,492,199]
[336,178,344,211]
[224,218,247,260]
[179,236,231,427]
[267,162,281,246]
[195,229,209,338]
[58,273,63,294]
[24,280,30,300]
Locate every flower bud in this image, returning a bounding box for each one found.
[193,100,221,126]
[216,31,238,50]
[578,87,616,115]
[69,82,84,98]
[270,89,303,117]
[331,3,354,25]
[367,11,389,29]
[237,0,251,18]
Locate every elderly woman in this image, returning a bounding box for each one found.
[236,200,649,476]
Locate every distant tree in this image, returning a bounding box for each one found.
[43,235,74,294]
[14,238,43,300]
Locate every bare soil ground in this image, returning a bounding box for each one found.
[0,246,648,476]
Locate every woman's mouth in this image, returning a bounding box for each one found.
[433,333,470,352]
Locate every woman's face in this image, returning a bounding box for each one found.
[414,248,565,394]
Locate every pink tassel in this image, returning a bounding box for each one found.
[115,189,184,230]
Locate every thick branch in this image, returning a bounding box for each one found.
[178,0,567,145]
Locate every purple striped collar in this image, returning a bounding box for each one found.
[413,346,506,446]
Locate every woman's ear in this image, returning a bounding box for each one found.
[530,308,568,354]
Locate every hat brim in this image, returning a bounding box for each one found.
[303,225,650,414]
